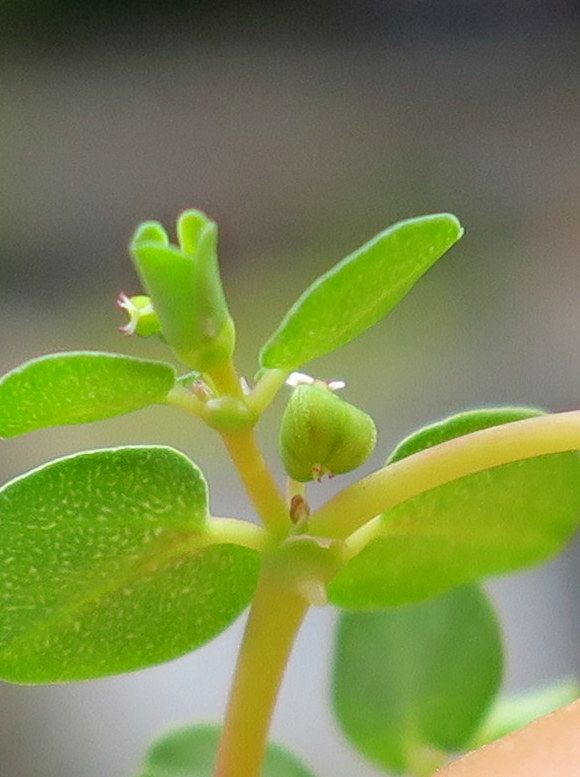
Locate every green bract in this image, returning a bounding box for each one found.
[327,408,580,607]
[260,213,463,370]
[136,724,317,777]
[0,447,259,683]
[332,585,503,775]
[0,352,176,437]
[279,384,376,482]
[130,210,236,372]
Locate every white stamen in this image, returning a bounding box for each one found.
[286,371,315,387]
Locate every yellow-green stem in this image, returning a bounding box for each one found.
[204,517,271,552]
[247,368,289,415]
[309,410,580,539]
[165,385,204,416]
[210,358,244,398]
[221,428,289,533]
[214,564,309,777]
[285,477,306,505]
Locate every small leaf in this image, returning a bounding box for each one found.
[260,214,463,370]
[469,677,580,749]
[0,447,259,683]
[328,408,580,608]
[332,585,503,775]
[136,723,317,777]
[0,352,176,437]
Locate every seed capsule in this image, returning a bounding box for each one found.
[279,383,377,482]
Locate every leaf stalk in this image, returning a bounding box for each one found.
[310,410,580,539]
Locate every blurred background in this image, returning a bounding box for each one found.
[2,1,580,775]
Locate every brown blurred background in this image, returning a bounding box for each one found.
[1,2,580,775]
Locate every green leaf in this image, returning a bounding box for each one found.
[332,585,503,776]
[136,723,317,777]
[469,677,580,749]
[328,408,580,608]
[260,214,463,370]
[0,352,176,437]
[0,447,259,683]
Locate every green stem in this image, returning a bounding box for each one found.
[210,358,244,398]
[246,368,289,415]
[204,517,271,552]
[285,477,305,504]
[214,563,309,777]
[165,385,204,416]
[309,410,580,539]
[221,428,289,533]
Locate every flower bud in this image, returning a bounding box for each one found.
[129,210,235,372]
[116,293,161,337]
[279,383,377,482]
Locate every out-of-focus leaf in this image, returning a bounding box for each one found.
[136,723,317,777]
[0,351,176,437]
[469,677,580,749]
[327,408,580,608]
[0,447,259,683]
[332,585,503,775]
[260,214,463,370]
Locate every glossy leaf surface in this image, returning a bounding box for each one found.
[470,677,580,749]
[260,214,463,370]
[0,352,176,437]
[0,447,259,683]
[136,723,316,777]
[328,408,580,608]
[333,585,503,775]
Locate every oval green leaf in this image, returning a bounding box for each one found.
[259,213,463,370]
[136,723,317,777]
[0,447,259,683]
[0,351,176,437]
[332,585,503,775]
[328,408,580,608]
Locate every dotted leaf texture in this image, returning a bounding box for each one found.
[136,723,317,777]
[332,585,503,775]
[327,408,580,608]
[0,447,259,683]
[0,352,176,437]
[259,214,463,370]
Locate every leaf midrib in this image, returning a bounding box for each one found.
[0,528,202,661]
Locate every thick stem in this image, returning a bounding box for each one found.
[309,410,580,539]
[221,429,289,533]
[214,564,309,777]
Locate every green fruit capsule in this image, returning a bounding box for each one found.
[280,383,377,482]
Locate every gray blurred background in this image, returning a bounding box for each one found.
[1,1,580,775]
